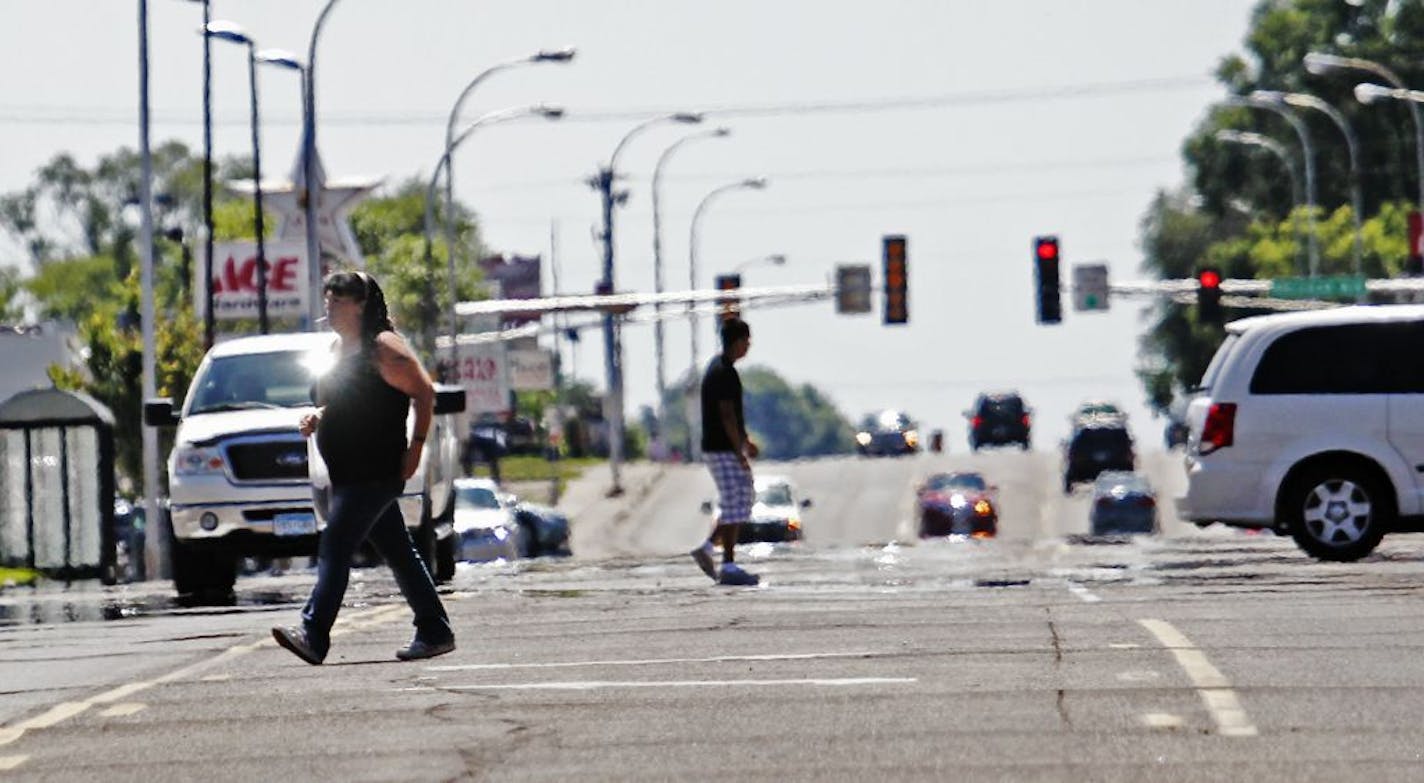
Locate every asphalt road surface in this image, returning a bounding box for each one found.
[6,449,1424,781]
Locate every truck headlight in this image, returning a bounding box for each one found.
[174,446,225,475]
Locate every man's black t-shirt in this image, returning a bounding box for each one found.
[700,354,744,453]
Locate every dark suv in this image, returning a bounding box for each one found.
[966,393,1031,450]
[1063,418,1135,493]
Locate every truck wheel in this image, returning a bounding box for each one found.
[171,541,237,602]
[1285,462,1392,562]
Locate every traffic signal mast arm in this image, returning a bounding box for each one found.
[452,281,835,319]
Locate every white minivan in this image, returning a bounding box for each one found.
[1177,304,1424,561]
[146,333,464,597]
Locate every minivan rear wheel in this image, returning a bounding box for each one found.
[1285,463,1391,562]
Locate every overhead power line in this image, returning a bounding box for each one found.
[0,74,1213,128]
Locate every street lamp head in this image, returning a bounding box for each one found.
[1354,82,1390,105]
[256,48,303,71]
[535,105,566,120]
[202,19,251,45]
[769,253,787,265]
[532,47,577,63]
[743,177,768,189]
[1304,51,1347,75]
[712,127,732,137]
[671,112,704,124]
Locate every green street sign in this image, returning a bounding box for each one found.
[1270,276,1366,300]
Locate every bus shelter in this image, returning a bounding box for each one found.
[0,388,117,583]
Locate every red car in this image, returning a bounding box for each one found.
[917,471,998,538]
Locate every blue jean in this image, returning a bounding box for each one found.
[301,480,452,658]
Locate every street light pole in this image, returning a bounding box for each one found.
[206,20,268,333]
[1255,90,1365,276]
[687,177,767,460]
[593,112,703,494]
[138,0,163,580]
[1227,96,1320,277]
[183,0,216,348]
[443,48,575,365]
[303,0,340,330]
[1215,129,1306,274]
[651,126,730,447]
[420,105,565,360]
[1305,52,1424,229]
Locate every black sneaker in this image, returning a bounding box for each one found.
[396,637,456,661]
[272,625,325,665]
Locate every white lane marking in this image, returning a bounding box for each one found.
[1066,581,1101,602]
[428,650,893,672]
[14,702,89,731]
[0,601,410,746]
[1142,712,1183,729]
[1108,643,1140,650]
[0,754,29,771]
[1116,670,1160,683]
[91,681,152,705]
[399,676,918,692]
[98,703,146,718]
[1139,619,1259,738]
[200,674,232,682]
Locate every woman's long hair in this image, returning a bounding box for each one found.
[323,270,395,353]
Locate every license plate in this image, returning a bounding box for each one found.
[273,512,317,537]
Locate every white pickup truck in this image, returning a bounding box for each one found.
[144,333,464,598]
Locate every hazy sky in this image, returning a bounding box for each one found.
[0,0,1261,449]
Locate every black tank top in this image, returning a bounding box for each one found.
[315,341,410,484]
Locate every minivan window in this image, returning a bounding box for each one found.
[1249,322,1423,395]
[1195,333,1239,393]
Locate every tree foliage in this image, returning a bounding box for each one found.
[655,365,854,460]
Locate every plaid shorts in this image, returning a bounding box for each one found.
[706,451,753,525]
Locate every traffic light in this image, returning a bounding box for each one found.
[714,273,741,322]
[835,264,873,314]
[1033,235,1061,324]
[883,235,908,325]
[1197,267,1223,324]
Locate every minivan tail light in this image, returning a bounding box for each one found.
[1021,414,1031,427]
[1199,402,1236,455]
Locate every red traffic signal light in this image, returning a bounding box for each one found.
[1197,267,1223,324]
[1033,235,1061,324]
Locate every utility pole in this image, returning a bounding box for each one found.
[595,166,625,496]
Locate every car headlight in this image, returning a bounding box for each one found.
[855,432,872,446]
[974,499,993,516]
[949,494,968,509]
[174,445,224,475]
[787,516,801,530]
[904,429,919,447]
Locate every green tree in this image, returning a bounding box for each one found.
[657,365,853,459]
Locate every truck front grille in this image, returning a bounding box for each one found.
[226,439,309,481]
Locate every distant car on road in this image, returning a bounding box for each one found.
[855,410,919,456]
[1089,471,1159,536]
[452,478,525,564]
[966,392,1031,451]
[1070,400,1125,427]
[702,474,811,543]
[916,471,997,538]
[1063,418,1135,493]
[511,501,571,557]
